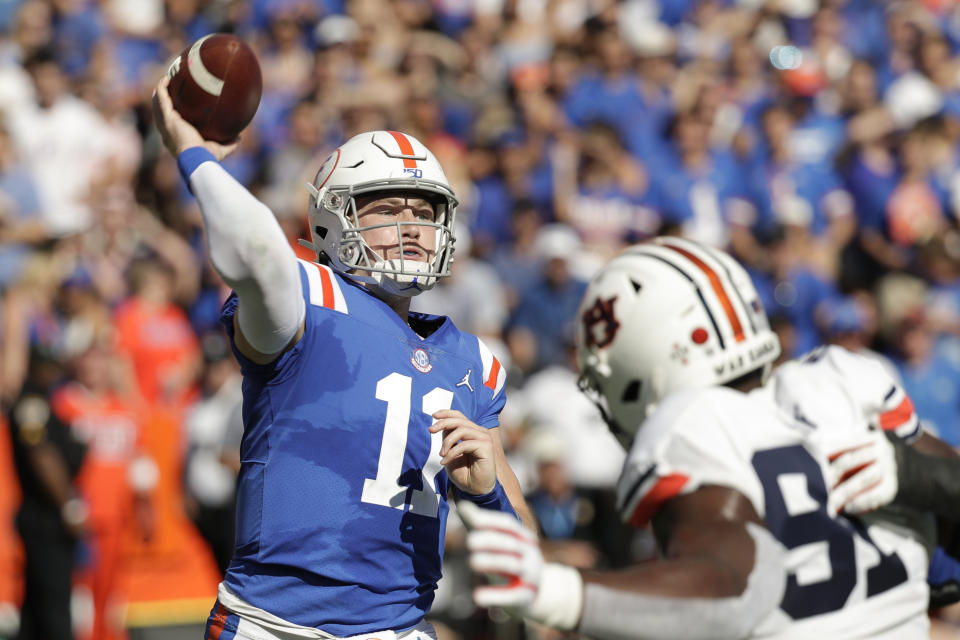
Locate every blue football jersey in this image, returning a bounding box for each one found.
[219,259,508,634]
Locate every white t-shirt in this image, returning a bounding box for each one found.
[9,96,112,236]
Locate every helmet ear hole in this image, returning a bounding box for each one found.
[315,226,328,240]
[621,380,642,403]
[340,245,359,263]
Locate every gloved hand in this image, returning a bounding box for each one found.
[826,429,898,515]
[458,501,582,630]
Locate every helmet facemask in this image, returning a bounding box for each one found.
[305,178,458,298]
[301,131,460,299]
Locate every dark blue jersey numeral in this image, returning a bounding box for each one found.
[752,445,907,619]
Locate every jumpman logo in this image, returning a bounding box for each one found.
[457,370,474,392]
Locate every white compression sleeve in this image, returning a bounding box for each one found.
[188,160,305,355]
[577,523,787,640]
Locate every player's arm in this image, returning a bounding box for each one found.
[462,486,786,640]
[152,76,304,364]
[488,426,536,530]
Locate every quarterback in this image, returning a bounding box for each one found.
[463,236,947,639]
[152,76,530,640]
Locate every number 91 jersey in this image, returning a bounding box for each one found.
[218,260,508,635]
[617,346,929,639]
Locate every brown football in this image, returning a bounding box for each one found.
[166,33,262,144]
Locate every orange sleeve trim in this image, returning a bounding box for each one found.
[313,263,335,309]
[484,356,501,390]
[879,395,915,431]
[628,473,689,527]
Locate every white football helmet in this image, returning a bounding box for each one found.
[576,237,781,448]
[302,131,458,297]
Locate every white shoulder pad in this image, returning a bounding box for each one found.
[617,387,765,526]
[299,259,349,314]
[774,346,919,441]
[476,337,507,397]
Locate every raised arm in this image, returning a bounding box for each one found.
[152,77,304,363]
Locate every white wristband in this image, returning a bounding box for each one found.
[527,563,583,630]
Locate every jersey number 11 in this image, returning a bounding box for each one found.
[361,372,453,518]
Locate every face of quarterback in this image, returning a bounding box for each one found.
[354,191,438,265]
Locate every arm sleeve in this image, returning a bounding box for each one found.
[889,433,960,520]
[180,148,305,356]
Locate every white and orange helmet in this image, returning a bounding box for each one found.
[303,131,458,297]
[576,237,781,448]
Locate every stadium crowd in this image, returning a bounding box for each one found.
[4,0,960,637]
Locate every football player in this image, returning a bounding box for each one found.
[152,76,531,640]
[462,236,948,639]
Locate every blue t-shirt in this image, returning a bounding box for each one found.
[221,260,508,634]
[894,345,960,447]
[843,148,900,234]
[509,276,588,371]
[0,167,42,289]
[747,160,851,237]
[645,148,748,228]
[751,266,840,357]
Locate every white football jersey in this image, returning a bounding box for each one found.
[617,346,929,639]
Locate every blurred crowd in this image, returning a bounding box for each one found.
[5,0,960,638]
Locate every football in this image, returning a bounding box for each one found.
[166,33,262,144]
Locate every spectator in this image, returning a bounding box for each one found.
[522,429,601,570]
[506,224,588,376]
[750,225,841,357]
[112,258,202,408]
[887,305,960,447]
[0,114,45,292]
[744,103,855,277]
[552,123,655,264]
[8,46,112,237]
[818,294,899,381]
[50,321,155,640]
[7,344,87,640]
[645,106,748,248]
[184,334,243,575]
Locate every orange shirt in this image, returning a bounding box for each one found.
[113,298,201,407]
[0,416,23,607]
[120,405,220,626]
[51,384,140,528]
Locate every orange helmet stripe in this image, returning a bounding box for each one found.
[387,130,418,169]
[661,242,746,343]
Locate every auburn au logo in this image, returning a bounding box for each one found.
[581,296,620,349]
